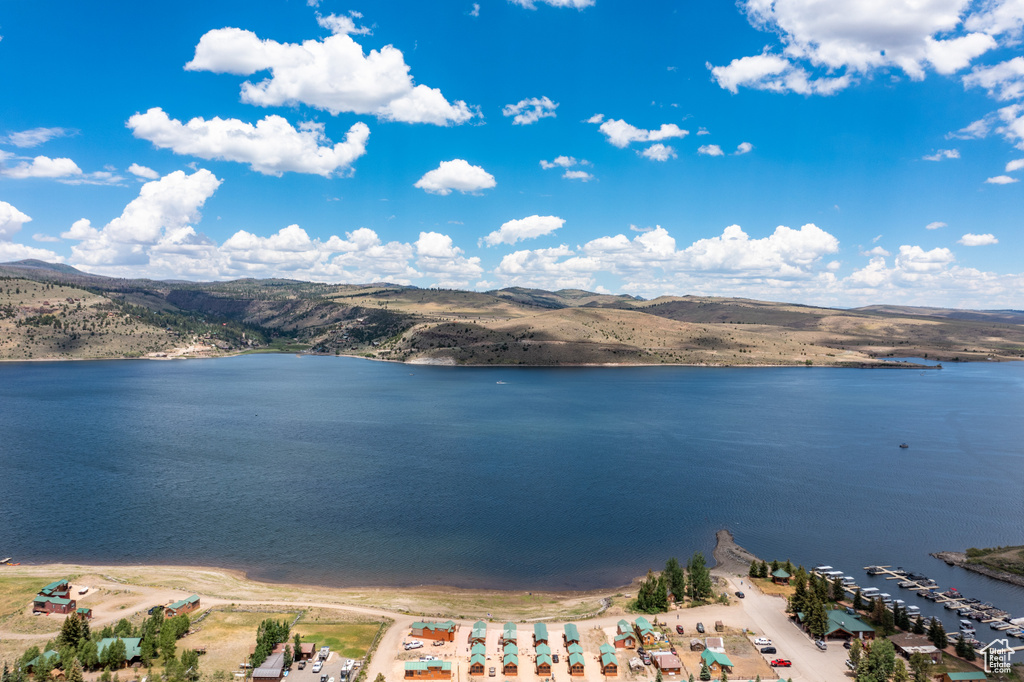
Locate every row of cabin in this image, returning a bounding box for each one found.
[33,580,77,616]
[466,622,587,677]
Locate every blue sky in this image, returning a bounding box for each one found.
[1,0,1023,308]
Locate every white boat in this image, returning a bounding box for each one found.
[78,586,89,595]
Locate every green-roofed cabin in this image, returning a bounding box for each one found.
[76,607,92,620]
[700,649,733,674]
[633,617,657,645]
[535,653,552,676]
[165,594,201,617]
[942,674,988,682]
[567,643,583,656]
[471,643,486,657]
[798,610,876,641]
[502,652,518,676]
[568,652,585,677]
[25,651,60,674]
[600,651,619,677]
[470,620,487,644]
[502,622,517,644]
[613,631,636,649]
[38,579,71,599]
[97,637,143,667]
[533,622,548,645]
[771,569,792,585]
[32,594,76,615]
[469,653,486,677]
[563,623,580,646]
[411,620,457,642]
[404,661,452,680]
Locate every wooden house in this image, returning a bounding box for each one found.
[165,594,201,617]
[97,638,143,668]
[253,653,285,682]
[563,623,581,647]
[76,607,93,620]
[503,622,517,644]
[633,617,657,645]
[411,621,457,642]
[651,652,681,675]
[33,595,76,615]
[890,634,942,665]
[568,652,585,677]
[614,620,636,649]
[38,580,71,599]
[599,644,618,677]
[470,621,487,644]
[535,644,552,676]
[533,622,548,646]
[700,650,733,675]
[405,661,452,680]
[468,648,486,677]
[502,645,518,677]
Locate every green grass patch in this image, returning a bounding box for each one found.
[0,575,65,623]
[293,623,381,660]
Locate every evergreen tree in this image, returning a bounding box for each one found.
[66,659,83,682]
[2,662,9,682]
[912,615,925,635]
[853,589,863,611]
[783,560,794,574]
[813,574,830,604]
[283,645,293,670]
[79,618,90,643]
[294,634,303,660]
[113,619,133,638]
[758,561,769,579]
[688,675,694,682]
[856,638,896,682]
[832,577,846,603]
[687,553,713,603]
[848,639,862,670]
[896,606,911,631]
[719,669,728,682]
[80,641,99,670]
[105,639,126,671]
[880,605,896,636]
[180,649,200,682]
[871,597,885,624]
[927,619,948,650]
[748,561,759,579]
[699,661,711,681]
[790,574,808,615]
[664,558,686,602]
[955,637,970,658]
[655,669,663,682]
[58,616,83,649]
[161,628,178,664]
[373,675,386,682]
[806,598,829,639]
[770,560,780,573]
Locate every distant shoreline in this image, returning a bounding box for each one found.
[931,550,1024,589]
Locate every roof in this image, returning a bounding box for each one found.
[405,661,452,672]
[945,674,988,681]
[536,644,551,656]
[34,595,72,605]
[39,580,69,596]
[599,644,615,655]
[470,654,486,667]
[772,569,792,578]
[504,643,518,655]
[471,643,486,656]
[412,620,456,632]
[567,643,583,655]
[533,623,548,639]
[503,653,518,666]
[635,616,653,631]
[27,651,60,670]
[76,607,91,614]
[503,623,517,639]
[614,632,635,642]
[168,594,200,611]
[471,623,487,640]
[568,652,585,667]
[701,650,734,668]
[704,637,724,652]
[825,610,876,635]
[536,654,552,667]
[253,653,286,679]
[564,623,580,641]
[617,619,630,633]
[97,638,143,661]
[601,653,618,667]
[652,653,681,669]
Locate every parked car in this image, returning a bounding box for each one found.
[770,659,792,668]
[320,675,327,682]
[754,638,772,646]
[815,640,828,651]
[552,654,559,664]
[696,623,705,633]
[735,591,745,598]
[312,662,323,673]
[404,641,423,651]
[637,647,646,657]
[432,641,444,647]
[843,641,852,649]
[675,625,685,635]
[297,662,306,670]
[488,668,495,678]
[760,647,776,654]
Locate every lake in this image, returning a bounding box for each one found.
[2,354,1023,627]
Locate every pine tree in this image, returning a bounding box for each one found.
[58,616,83,649]
[66,659,83,682]
[807,598,828,638]
[664,558,686,603]
[294,634,303,660]
[283,645,293,670]
[909,653,931,682]
[783,560,794,574]
[656,669,663,682]
[928,619,948,649]
[881,605,896,636]
[758,561,769,579]
[373,675,386,682]
[853,589,863,611]
[748,561,759,579]
[687,553,713,603]
[848,639,862,669]
[813,574,829,604]
[912,615,925,635]
[180,649,200,682]
[892,658,909,682]
[770,560,780,573]
[699,661,711,681]
[832,576,846,602]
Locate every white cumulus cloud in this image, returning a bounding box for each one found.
[414,159,496,195]
[128,163,160,180]
[926,221,948,229]
[502,97,558,125]
[128,108,369,177]
[986,174,1019,183]
[964,56,1024,101]
[640,144,677,161]
[562,169,594,181]
[1006,158,1024,171]
[185,25,477,126]
[4,127,73,148]
[958,232,999,245]
[924,148,961,160]
[509,0,595,9]
[593,117,689,148]
[0,200,32,240]
[482,215,565,246]
[734,142,754,155]
[698,144,724,156]
[2,155,83,179]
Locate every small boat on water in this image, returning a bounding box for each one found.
[899,443,909,449]
[496,381,507,385]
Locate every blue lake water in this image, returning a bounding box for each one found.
[1,355,1023,629]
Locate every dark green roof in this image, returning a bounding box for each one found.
[599,644,615,655]
[533,623,548,639]
[27,651,60,670]
[567,643,583,655]
[34,595,72,605]
[504,643,518,656]
[945,674,987,681]
[563,623,580,641]
[617,619,630,632]
[701,650,733,668]
[614,632,634,642]
[772,569,791,578]
[168,594,200,610]
[412,620,456,632]
[824,610,875,635]
[76,607,90,614]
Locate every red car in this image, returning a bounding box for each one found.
[675,625,684,635]
[770,659,792,668]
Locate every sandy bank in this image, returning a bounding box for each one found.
[931,551,1024,588]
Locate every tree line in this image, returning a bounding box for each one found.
[632,553,716,614]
